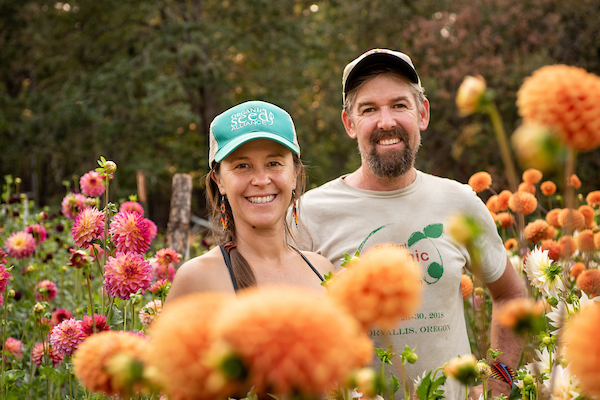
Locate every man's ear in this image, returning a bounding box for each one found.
[419,98,430,131]
[212,169,225,195]
[342,110,357,139]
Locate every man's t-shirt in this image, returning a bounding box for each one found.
[293,170,506,399]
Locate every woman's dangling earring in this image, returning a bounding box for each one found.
[292,190,298,227]
[220,195,228,231]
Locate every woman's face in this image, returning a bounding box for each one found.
[214,139,298,231]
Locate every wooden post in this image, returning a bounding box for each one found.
[167,173,192,265]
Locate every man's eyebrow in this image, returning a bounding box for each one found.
[356,96,411,109]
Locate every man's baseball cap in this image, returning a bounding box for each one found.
[342,49,421,102]
[209,100,300,166]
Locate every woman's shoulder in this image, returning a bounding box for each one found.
[166,246,235,303]
[300,250,334,277]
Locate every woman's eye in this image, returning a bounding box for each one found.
[268,161,281,167]
[235,163,249,169]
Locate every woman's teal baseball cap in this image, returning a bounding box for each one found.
[208,100,300,166]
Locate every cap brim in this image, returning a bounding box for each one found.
[214,132,300,164]
[344,53,419,96]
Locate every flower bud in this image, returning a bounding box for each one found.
[511,123,564,172]
[8,289,15,298]
[104,161,117,174]
[523,374,534,386]
[474,287,485,296]
[456,75,487,116]
[33,303,45,314]
[475,362,491,380]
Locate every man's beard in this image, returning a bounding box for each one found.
[359,127,420,179]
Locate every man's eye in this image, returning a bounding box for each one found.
[394,103,407,109]
[361,107,375,114]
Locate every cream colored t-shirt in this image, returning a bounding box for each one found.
[293,170,506,399]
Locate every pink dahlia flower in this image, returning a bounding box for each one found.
[103,252,152,300]
[145,218,157,240]
[0,293,3,307]
[155,248,181,266]
[4,231,36,259]
[25,223,47,244]
[80,171,105,197]
[61,193,87,220]
[81,313,110,337]
[0,265,11,292]
[139,299,162,327]
[71,206,105,248]
[51,308,73,326]
[151,261,175,282]
[50,318,85,357]
[32,342,63,367]
[149,279,171,297]
[68,248,91,269]
[35,279,58,302]
[0,248,7,263]
[119,201,144,216]
[4,337,24,359]
[109,211,152,254]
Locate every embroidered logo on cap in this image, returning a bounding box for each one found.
[230,107,275,131]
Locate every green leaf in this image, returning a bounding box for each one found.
[423,223,443,239]
[408,231,427,247]
[110,305,124,326]
[320,271,334,286]
[389,372,401,397]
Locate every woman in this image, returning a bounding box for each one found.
[167,101,332,301]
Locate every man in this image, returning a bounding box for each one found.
[293,49,524,399]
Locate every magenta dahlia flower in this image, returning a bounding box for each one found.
[145,218,157,241]
[50,318,85,357]
[51,308,73,326]
[155,248,181,266]
[151,261,174,282]
[4,231,36,259]
[0,265,11,292]
[31,342,63,367]
[119,200,144,216]
[0,248,6,264]
[80,170,105,197]
[109,211,152,254]
[35,279,58,302]
[0,293,3,307]
[25,223,47,244]
[67,248,91,269]
[71,206,105,248]
[4,337,24,359]
[61,193,87,220]
[81,313,110,336]
[103,252,152,300]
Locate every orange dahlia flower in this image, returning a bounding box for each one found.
[214,287,373,398]
[504,238,518,251]
[496,298,545,335]
[541,239,561,262]
[568,174,582,189]
[595,232,600,250]
[73,331,152,398]
[563,303,600,397]
[540,181,557,196]
[518,182,536,195]
[578,205,595,228]
[557,208,586,231]
[577,269,600,298]
[570,262,586,280]
[495,212,514,229]
[148,292,232,400]
[559,235,577,258]
[576,229,595,253]
[545,208,562,228]
[586,190,600,207]
[468,171,492,193]
[328,246,422,330]
[497,190,512,211]
[508,192,538,215]
[517,64,600,152]
[524,220,549,244]
[546,225,557,240]
[486,195,501,213]
[522,168,543,185]
[460,274,473,301]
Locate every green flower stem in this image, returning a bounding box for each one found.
[465,383,469,400]
[1,284,8,399]
[401,360,409,400]
[131,301,136,331]
[85,269,96,334]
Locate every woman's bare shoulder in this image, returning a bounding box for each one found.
[166,247,234,304]
[301,251,334,277]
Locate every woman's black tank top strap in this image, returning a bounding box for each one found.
[290,246,325,282]
[219,244,239,292]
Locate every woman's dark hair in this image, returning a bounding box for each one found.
[205,153,306,289]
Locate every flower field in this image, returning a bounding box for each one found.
[1,63,600,400]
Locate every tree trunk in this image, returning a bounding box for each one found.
[167,173,192,265]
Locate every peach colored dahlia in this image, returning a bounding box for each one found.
[496,298,545,334]
[4,231,36,259]
[576,269,600,298]
[576,229,595,253]
[508,191,538,215]
[559,235,577,258]
[578,205,595,228]
[4,337,24,359]
[495,212,514,229]
[50,318,85,357]
[586,190,600,207]
[517,64,600,152]
[148,292,233,400]
[497,190,512,211]
[138,299,162,328]
[595,232,600,250]
[504,238,518,251]
[486,195,500,213]
[61,193,87,220]
[103,252,152,300]
[541,239,561,262]
[522,168,543,184]
[545,208,562,228]
[564,303,600,397]
[568,174,582,189]
[461,274,473,301]
[328,246,422,329]
[570,262,586,280]
[558,208,586,232]
[540,181,557,196]
[119,200,144,216]
[215,287,373,398]
[32,342,63,367]
[71,206,105,248]
[80,171,105,197]
[524,219,549,244]
[468,171,492,193]
[109,211,152,254]
[518,182,536,195]
[35,279,57,302]
[73,331,152,397]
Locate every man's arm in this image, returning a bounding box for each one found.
[470,256,526,399]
